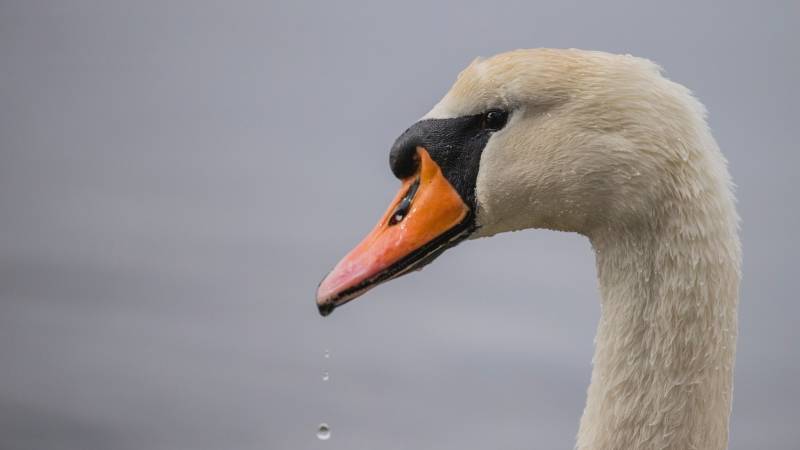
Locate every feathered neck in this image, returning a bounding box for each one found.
[576,164,740,449]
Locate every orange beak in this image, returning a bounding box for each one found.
[316,147,471,316]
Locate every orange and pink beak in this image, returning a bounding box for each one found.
[316,147,471,316]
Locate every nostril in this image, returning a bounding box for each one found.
[389,136,421,179]
[388,199,411,225]
[388,178,420,225]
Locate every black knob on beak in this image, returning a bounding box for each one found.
[389,129,422,179]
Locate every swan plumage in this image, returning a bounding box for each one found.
[317,49,740,450]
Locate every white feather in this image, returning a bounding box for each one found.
[430,49,741,450]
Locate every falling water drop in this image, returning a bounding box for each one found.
[324,349,330,359]
[317,423,331,440]
[322,371,329,381]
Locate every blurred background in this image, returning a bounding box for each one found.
[1,1,797,449]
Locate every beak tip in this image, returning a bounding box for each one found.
[317,300,335,317]
[316,276,337,317]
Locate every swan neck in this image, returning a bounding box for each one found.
[577,209,740,449]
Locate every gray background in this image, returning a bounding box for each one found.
[1,1,797,449]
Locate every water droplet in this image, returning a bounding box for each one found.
[324,350,330,359]
[317,423,331,440]
[322,371,329,381]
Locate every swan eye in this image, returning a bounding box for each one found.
[482,110,508,131]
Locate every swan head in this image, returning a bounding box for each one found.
[316,48,711,316]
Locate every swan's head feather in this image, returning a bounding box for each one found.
[423,49,721,238]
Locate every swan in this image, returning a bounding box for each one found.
[315,49,741,450]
